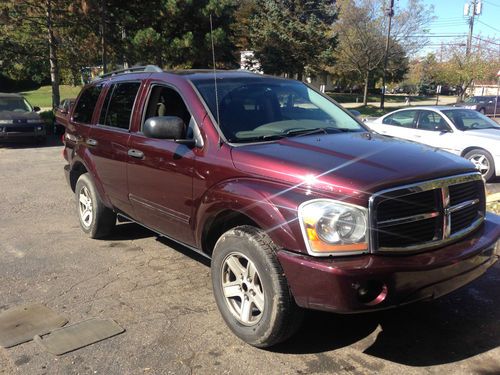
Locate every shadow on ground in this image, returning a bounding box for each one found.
[273,263,499,367]
[100,219,499,369]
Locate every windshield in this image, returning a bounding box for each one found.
[464,97,484,103]
[192,77,365,143]
[442,109,500,131]
[0,97,33,112]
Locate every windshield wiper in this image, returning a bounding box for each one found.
[284,128,328,137]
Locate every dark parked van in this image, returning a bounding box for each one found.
[63,66,500,347]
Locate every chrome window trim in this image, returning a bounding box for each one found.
[368,172,484,254]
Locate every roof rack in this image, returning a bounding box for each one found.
[96,65,162,80]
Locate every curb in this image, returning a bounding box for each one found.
[486,192,500,203]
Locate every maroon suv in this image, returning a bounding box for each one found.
[63,66,500,347]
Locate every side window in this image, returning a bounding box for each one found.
[73,85,103,124]
[143,85,193,138]
[99,82,141,130]
[382,110,417,128]
[417,111,448,131]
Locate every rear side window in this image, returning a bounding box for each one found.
[73,85,103,124]
[99,82,141,130]
[382,110,417,128]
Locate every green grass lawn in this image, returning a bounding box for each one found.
[327,92,429,104]
[21,85,82,108]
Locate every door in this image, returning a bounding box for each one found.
[375,109,418,140]
[88,81,141,214]
[413,110,457,152]
[127,84,196,245]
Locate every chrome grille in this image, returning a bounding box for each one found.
[369,173,485,253]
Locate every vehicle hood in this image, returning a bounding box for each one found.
[0,111,41,121]
[230,132,477,200]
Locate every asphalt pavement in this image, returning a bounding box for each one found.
[0,137,499,375]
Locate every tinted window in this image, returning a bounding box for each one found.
[192,78,364,143]
[99,82,140,129]
[417,110,448,131]
[143,85,193,138]
[73,85,103,123]
[382,110,417,128]
[0,97,32,112]
[442,109,500,131]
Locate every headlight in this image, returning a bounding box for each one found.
[298,199,368,256]
[0,120,13,124]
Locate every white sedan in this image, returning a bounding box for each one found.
[365,106,500,181]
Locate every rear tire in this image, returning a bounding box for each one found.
[75,173,116,238]
[464,149,495,181]
[211,225,303,348]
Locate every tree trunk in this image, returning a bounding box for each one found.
[47,0,60,108]
[297,69,303,82]
[363,71,370,106]
[101,0,107,73]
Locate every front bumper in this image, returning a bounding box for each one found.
[278,213,500,313]
[0,125,46,141]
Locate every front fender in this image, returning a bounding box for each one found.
[194,178,316,253]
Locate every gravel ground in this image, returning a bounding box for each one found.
[0,137,499,375]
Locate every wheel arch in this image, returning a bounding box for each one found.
[461,146,492,158]
[195,178,307,256]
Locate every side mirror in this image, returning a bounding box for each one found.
[143,116,195,147]
[33,106,41,112]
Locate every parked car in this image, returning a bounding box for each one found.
[63,67,500,348]
[455,96,500,116]
[366,106,500,181]
[0,93,46,143]
[54,98,75,134]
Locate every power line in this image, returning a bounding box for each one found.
[483,0,500,8]
[472,35,500,45]
[477,19,500,33]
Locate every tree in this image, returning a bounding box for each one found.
[0,0,73,106]
[437,42,498,100]
[333,0,432,105]
[245,0,337,80]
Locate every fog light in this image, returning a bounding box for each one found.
[356,281,388,306]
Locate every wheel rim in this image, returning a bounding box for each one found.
[220,252,265,326]
[78,186,93,228]
[468,154,490,176]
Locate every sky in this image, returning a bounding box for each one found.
[400,0,500,56]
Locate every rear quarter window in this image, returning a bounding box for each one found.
[73,85,103,124]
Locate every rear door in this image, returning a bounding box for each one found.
[88,81,141,215]
[127,82,197,245]
[373,109,418,141]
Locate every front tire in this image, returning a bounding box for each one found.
[75,173,116,238]
[211,225,303,347]
[464,149,495,181]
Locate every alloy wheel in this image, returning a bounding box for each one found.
[220,252,265,326]
[78,186,93,228]
[468,154,490,177]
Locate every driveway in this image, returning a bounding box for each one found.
[0,138,499,375]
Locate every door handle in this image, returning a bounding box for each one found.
[86,138,98,146]
[128,149,144,159]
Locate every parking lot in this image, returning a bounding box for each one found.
[0,137,499,375]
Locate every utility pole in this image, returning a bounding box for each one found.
[465,0,481,56]
[380,0,394,110]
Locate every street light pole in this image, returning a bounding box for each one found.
[380,0,394,110]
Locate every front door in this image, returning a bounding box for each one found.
[413,110,457,153]
[127,83,196,245]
